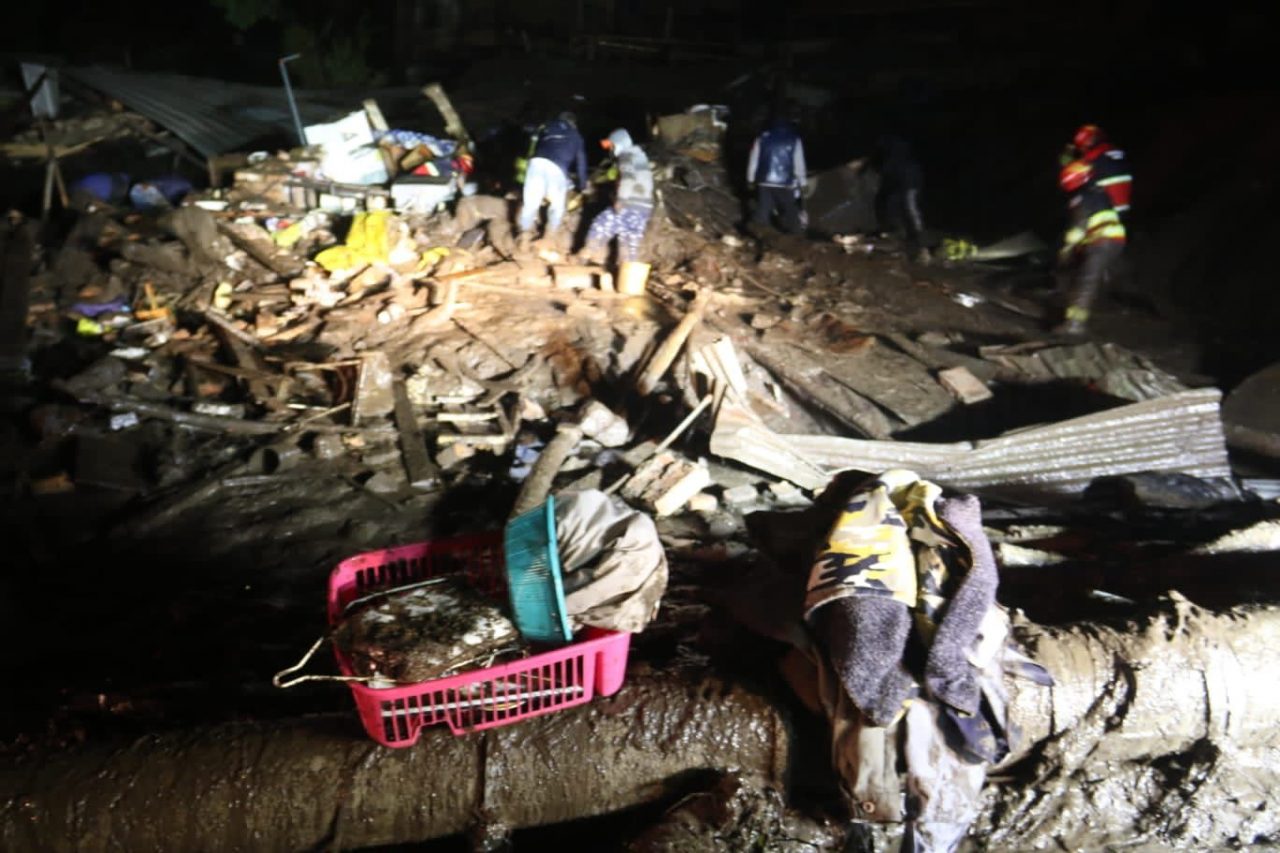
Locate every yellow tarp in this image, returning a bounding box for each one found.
[314,211,401,272]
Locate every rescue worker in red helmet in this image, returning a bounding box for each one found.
[1054,159,1126,336]
[1061,123,1132,217]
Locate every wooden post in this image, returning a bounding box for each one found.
[635,292,710,395]
[511,423,582,518]
[392,378,441,490]
[421,83,472,152]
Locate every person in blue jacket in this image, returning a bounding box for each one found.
[747,114,807,234]
[518,111,588,251]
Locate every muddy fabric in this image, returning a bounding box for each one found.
[332,578,521,684]
[807,470,986,725]
[821,596,916,727]
[902,701,986,853]
[925,495,998,715]
[554,489,668,633]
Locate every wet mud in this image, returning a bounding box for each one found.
[0,676,787,851]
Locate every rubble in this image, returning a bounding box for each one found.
[3,64,1277,853]
[621,451,713,517]
[936,365,994,404]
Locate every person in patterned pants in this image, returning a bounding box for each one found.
[580,128,654,263]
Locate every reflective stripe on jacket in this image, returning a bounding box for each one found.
[1062,185,1125,260]
[1083,144,1132,213]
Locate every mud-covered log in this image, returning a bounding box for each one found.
[5,599,1280,851]
[981,594,1280,851]
[1003,593,1280,762]
[0,677,788,852]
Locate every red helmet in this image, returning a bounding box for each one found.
[1059,160,1093,193]
[1073,124,1103,152]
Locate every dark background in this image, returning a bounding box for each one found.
[2,0,1278,379]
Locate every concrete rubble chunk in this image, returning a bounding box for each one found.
[687,492,718,513]
[363,470,404,495]
[937,365,994,404]
[767,480,811,507]
[722,483,760,508]
[578,400,630,447]
[622,451,712,517]
[435,442,475,470]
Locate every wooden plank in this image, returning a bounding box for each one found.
[744,342,893,439]
[421,83,472,151]
[937,366,993,404]
[802,341,954,427]
[636,292,709,395]
[392,379,440,490]
[217,220,304,279]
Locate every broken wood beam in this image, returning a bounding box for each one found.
[744,343,893,439]
[636,291,710,395]
[882,331,1002,383]
[421,83,473,152]
[392,378,440,490]
[511,423,582,518]
[217,220,305,280]
[353,351,395,424]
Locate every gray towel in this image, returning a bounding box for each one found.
[822,595,916,728]
[924,495,998,715]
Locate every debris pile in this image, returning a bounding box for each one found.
[4,78,1279,853]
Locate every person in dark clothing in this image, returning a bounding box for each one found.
[518,111,588,250]
[1054,159,1126,336]
[1061,124,1132,218]
[747,117,807,234]
[877,135,929,262]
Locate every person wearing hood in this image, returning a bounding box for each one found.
[747,115,806,234]
[518,111,589,251]
[580,128,654,264]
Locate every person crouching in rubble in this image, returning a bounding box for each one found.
[517,111,588,253]
[1054,159,1126,336]
[578,129,654,264]
[747,112,807,234]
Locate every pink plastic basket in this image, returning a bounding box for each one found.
[327,533,631,747]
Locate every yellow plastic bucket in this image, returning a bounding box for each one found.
[617,261,651,296]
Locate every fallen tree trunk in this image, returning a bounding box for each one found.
[0,676,788,852]
[3,598,1278,851]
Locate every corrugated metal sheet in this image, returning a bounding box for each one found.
[713,389,1233,501]
[63,66,346,158]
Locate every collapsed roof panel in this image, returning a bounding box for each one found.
[715,389,1232,501]
[61,66,346,158]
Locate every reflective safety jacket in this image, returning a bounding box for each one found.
[1082,143,1132,214]
[1061,184,1125,262]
